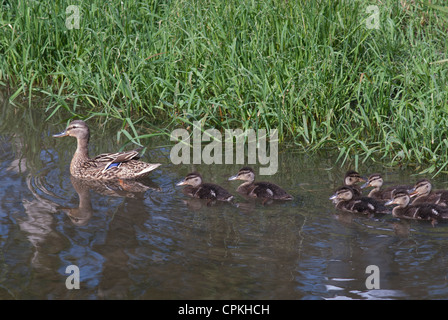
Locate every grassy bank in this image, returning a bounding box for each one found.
[1,0,448,174]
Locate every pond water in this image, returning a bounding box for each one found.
[1,92,447,300]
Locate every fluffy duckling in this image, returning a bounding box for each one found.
[360,174,412,201]
[228,167,293,200]
[409,179,448,207]
[343,170,367,196]
[385,190,448,224]
[176,172,234,202]
[329,186,390,215]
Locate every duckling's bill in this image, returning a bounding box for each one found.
[360,181,370,189]
[228,174,239,181]
[53,130,69,138]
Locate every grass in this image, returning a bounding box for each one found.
[1,0,448,174]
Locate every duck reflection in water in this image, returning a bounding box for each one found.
[61,176,161,226]
[180,197,235,210]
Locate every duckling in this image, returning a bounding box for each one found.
[360,174,412,201]
[228,167,293,200]
[343,170,367,196]
[329,186,390,215]
[385,190,448,224]
[176,172,234,202]
[409,179,448,207]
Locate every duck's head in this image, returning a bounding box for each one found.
[228,167,255,182]
[176,172,203,187]
[329,186,355,202]
[385,191,410,208]
[409,179,432,198]
[53,120,90,141]
[344,170,367,186]
[360,174,383,189]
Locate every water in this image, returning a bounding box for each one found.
[1,93,448,300]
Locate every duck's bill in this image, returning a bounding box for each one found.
[329,194,337,200]
[408,188,418,197]
[176,180,187,186]
[228,174,238,181]
[52,130,68,138]
[384,200,394,206]
[360,181,370,189]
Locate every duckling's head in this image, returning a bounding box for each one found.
[329,186,355,202]
[53,120,90,141]
[360,174,383,189]
[409,179,432,198]
[344,170,367,186]
[228,167,255,182]
[176,172,203,187]
[385,191,410,208]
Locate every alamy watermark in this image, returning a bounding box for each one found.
[66,5,80,30]
[170,121,278,175]
[65,265,80,289]
[365,265,380,289]
[366,5,380,30]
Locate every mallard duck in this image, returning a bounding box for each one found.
[228,167,293,200]
[53,120,161,180]
[360,174,412,201]
[176,172,234,201]
[409,179,448,207]
[343,170,367,196]
[329,186,389,215]
[385,190,448,224]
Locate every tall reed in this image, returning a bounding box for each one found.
[1,0,447,174]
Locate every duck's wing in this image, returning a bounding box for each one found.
[249,184,274,198]
[347,199,376,214]
[94,147,142,163]
[404,204,442,221]
[205,183,234,201]
[193,185,217,200]
[413,193,448,207]
[252,182,292,200]
[432,190,448,206]
[94,147,143,171]
[348,197,389,214]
